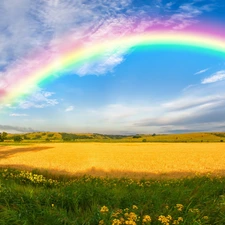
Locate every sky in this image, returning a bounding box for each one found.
[1,0,225,134]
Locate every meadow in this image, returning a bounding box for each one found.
[0,142,225,224]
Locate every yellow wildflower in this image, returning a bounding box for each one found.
[176,204,184,211]
[125,220,136,225]
[99,220,104,225]
[132,205,138,210]
[112,219,122,225]
[129,212,137,221]
[142,215,151,224]
[167,215,172,220]
[100,206,109,213]
[158,215,172,225]
[120,217,125,223]
[172,217,183,225]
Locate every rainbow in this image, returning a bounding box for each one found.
[1,29,225,105]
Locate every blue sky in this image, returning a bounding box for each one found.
[1,0,225,134]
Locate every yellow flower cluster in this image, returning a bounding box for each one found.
[112,218,122,225]
[158,215,173,225]
[99,205,152,225]
[158,215,182,225]
[142,215,151,224]
[172,217,183,224]
[100,206,109,213]
[98,204,188,225]
[1,169,58,186]
[175,204,184,212]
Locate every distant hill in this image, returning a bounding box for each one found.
[1,131,225,143]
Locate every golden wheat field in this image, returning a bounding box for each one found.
[0,143,225,178]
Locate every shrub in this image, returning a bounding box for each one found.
[13,135,22,142]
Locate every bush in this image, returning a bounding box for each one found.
[23,135,30,140]
[0,132,7,142]
[13,135,22,142]
[133,135,142,138]
[33,135,41,140]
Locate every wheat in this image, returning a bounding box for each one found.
[0,143,224,178]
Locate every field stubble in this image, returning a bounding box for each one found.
[0,143,225,178]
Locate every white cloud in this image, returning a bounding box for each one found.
[0,0,134,68]
[162,95,224,111]
[18,89,58,109]
[0,0,143,105]
[202,70,225,84]
[133,81,225,133]
[76,48,126,76]
[165,2,174,9]
[194,68,209,75]
[65,106,74,112]
[161,2,215,30]
[10,113,28,117]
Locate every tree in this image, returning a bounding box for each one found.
[13,135,22,142]
[0,132,7,142]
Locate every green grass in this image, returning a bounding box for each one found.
[0,168,225,224]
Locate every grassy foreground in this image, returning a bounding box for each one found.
[0,168,225,225]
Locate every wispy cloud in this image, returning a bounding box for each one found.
[132,80,225,133]
[0,124,37,133]
[0,0,142,102]
[65,106,74,112]
[194,68,209,75]
[10,113,28,117]
[18,89,58,109]
[162,94,224,111]
[0,0,216,82]
[160,1,215,29]
[202,70,225,84]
